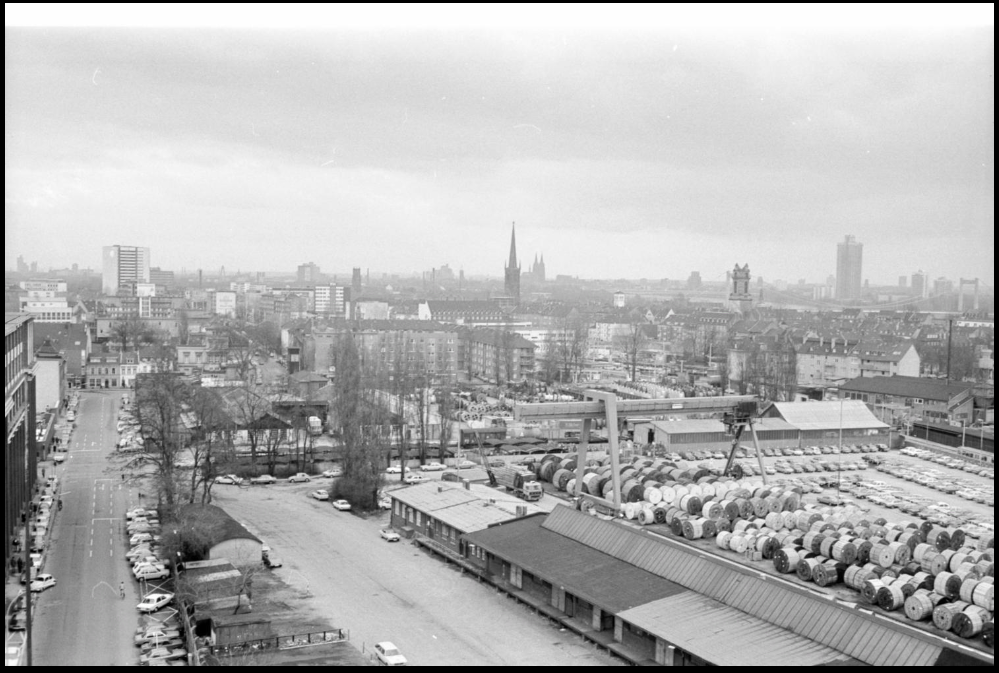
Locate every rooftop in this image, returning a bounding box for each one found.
[768,400,889,432]
[839,375,976,402]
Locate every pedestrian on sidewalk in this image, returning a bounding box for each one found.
[120,582,126,600]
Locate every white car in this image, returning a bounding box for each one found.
[133,562,167,577]
[311,490,330,501]
[380,529,401,543]
[127,509,149,521]
[134,566,170,582]
[374,642,408,667]
[385,466,409,475]
[322,469,343,479]
[130,533,153,547]
[456,460,477,470]
[420,463,446,472]
[214,475,242,486]
[135,627,181,646]
[331,500,352,512]
[288,473,312,483]
[250,475,278,485]
[404,475,427,485]
[53,454,66,464]
[30,574,57,593]
[137,593,174,613]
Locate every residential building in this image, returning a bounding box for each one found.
[149,267,175,289]
[839,375,977,425]
[297,262,321,285]
[17,279,80,324]
[795,337,921,390]
[463,328,536,384]
[102,245,151,295]
[86,352,123,389]
[6,314,37,578]
[613,292,627,308]
[355,300,390,321]
[835,235,863,302]
[418,300,505,325]
[300,320,460,381]
[211,290,238,318]
[32,323,92,387]
[33,339,66,412]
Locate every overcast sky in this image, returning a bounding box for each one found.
[5,21,994,285]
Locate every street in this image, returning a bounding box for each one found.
[31,391,145,666]
[213,483,622,667]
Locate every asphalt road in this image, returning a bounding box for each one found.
[32,391,146,666]
[213,482,621,667]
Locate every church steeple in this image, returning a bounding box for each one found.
[504,222,521,305]
[507,223,520,272]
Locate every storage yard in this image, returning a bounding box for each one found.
[517,447,994,660]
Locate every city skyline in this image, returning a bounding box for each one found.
[5,26,994,285]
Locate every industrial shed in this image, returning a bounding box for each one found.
[766,400,890,444]
[459,505,992,667]
[633,417,799,452]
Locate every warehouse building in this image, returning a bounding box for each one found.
[839,375,977,425]
[633,417,799,453]
[462,505,992,667]
[765,400,890,445]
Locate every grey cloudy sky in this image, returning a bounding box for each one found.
[5,23,994,285]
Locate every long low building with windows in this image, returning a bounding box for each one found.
[459,505,993,668]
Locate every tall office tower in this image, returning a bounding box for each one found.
[102,245,150,296]
[835,235,863,302]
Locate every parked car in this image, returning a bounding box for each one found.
[456,460,477,470]
[134,566,170,582]
[288,473,312,483]
[322,469,343,479]
[374,642,408,667]
[139,647,187,665]
[7,611,27,632]
[30,574,57,593]
[250,475,277,486]
[420,463,446,472]
[135,627,181,646]
[214,475,242,486]
[136,593,174,613]
[332,500,352,512]
[311,490,330,501]
[404,475,427,485]
[380,529,401,543]
[378,498,393,511]
[262,553,283,569]
[385,466,409,475]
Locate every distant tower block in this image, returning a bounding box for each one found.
[730,264,753,314]
[958,278,980,312]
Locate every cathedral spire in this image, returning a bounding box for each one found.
[507,222,519,271]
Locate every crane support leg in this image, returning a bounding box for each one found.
[574,418,591,499]
[723,425,745,477]
[751,422,768,486]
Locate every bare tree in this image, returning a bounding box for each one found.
[114,373,192,516]
[186,387,232,505]
[617,322,649,382]
[111,316,157,353]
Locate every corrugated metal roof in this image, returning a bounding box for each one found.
[618,592,848,667]
[429,500,520,533]
[465,516,686,613]
[770,401,889,431]
[542,506,945,667]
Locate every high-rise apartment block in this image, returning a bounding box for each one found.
[102,245,150,296]
[835,235,863,302]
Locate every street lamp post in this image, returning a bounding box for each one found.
[838,398,844,494]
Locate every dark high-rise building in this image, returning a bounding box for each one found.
[5,314,36,580]
[835,235,863,302]
[297,262,321,285]
[504,223,521,304]
[352,268,363,296]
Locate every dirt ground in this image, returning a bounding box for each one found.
[212,483,623,667]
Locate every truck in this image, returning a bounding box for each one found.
[307,416,323,436]
[493,467,543,502]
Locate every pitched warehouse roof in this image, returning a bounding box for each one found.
[839,375,975,402]
[769,401,889,431]
[465,515,686,614]
[539,506,978,667]
[618,592,851,667]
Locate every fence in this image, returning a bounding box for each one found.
[208,629,349,656]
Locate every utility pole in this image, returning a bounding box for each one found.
[946,318,954,385]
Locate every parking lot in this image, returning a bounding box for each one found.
[212,479,623,667]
